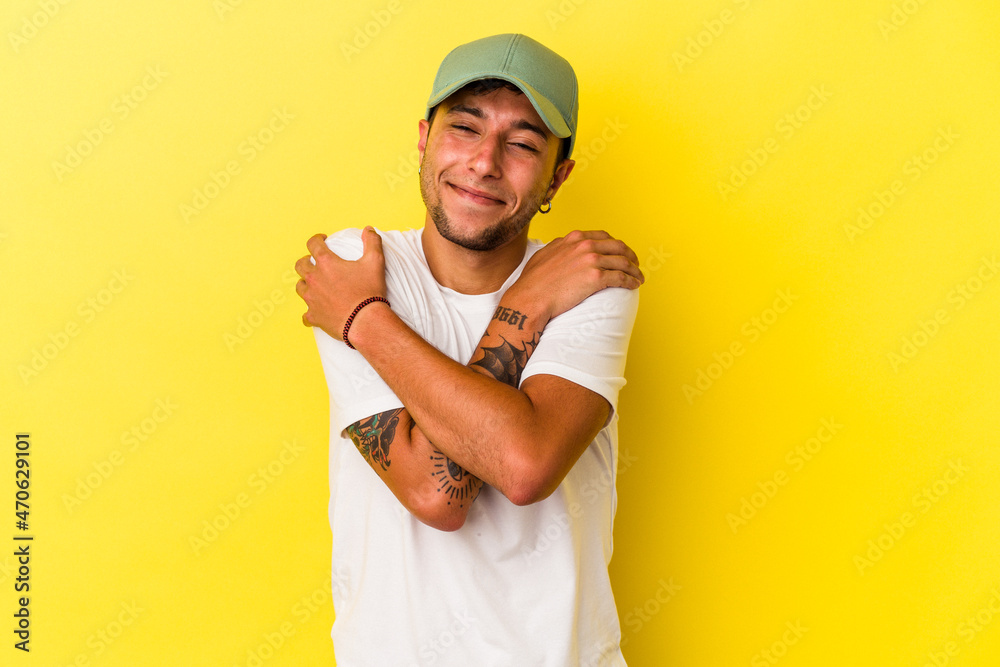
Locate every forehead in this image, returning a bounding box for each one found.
[438,86,553,138]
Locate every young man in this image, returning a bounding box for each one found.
[295,33,642,666]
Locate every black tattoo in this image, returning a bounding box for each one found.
[491,306,528,330]
[470,333,540,386]
[429,451,483,507]
[346,409,401,471]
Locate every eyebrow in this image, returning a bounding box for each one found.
[446,104,549,142]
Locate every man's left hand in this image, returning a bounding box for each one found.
[294,227,387,340]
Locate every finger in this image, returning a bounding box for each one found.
[594,254,645,284]
[301,310,313,328]
[600,268,644,290]
[294,255,314,277]
[361,226,384,261]
[305,234,333,259]
[295,279,307,298]
[571,230,613,241]
[586,238,640,267]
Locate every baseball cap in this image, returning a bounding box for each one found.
[425,33,579,158]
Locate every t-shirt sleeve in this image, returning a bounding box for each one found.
[519,286,640,415]
[312,229,405,435]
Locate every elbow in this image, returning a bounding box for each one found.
[407,491,470,532]
[417,511,468,532]
[501,453,562,507]
[505,484,549,507]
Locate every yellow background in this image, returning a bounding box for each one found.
[3,0,998,664]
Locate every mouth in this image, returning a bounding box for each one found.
[447,182,506,206]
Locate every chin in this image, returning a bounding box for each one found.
[434,214,524,253]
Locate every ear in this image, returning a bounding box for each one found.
[545,158,576,202]
[417,119,430,163]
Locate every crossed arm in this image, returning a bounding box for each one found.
[296,228,642,530]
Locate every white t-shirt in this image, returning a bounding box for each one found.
[313,227,639,667]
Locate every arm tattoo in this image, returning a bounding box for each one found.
[469,333,541,387]
[429,450,483,508]
[491,306,528,330]
[346,409,401,471]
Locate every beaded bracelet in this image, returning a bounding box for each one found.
[342,296,390,349]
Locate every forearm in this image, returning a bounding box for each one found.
[344,408,482,531]
[348,297,555,503]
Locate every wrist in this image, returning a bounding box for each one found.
[343,297,391,350]
[502,282,552,326]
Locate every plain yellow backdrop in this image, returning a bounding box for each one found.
[3,0,999,665]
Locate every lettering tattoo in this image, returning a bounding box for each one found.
[346,409,401,471]
[470,332,541,387]
[430,451,483,507]
[491,306,528,330]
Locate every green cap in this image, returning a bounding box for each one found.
[425,33,579,158]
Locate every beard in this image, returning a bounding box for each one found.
[419,165,551,253]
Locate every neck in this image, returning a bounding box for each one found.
[420,215,529,295]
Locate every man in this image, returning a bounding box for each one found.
[295,33,642,665]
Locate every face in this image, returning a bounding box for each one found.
[417,86,574,252]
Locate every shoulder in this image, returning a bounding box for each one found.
[571,287,642,320]
[548,285,640,332]
[325,227,420,262]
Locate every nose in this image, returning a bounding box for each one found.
[466,134,502,179]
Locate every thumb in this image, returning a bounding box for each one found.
[361,226,384,262]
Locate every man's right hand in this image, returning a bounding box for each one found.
[505,230,644,323]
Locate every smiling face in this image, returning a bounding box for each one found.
[417,84,574,253]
